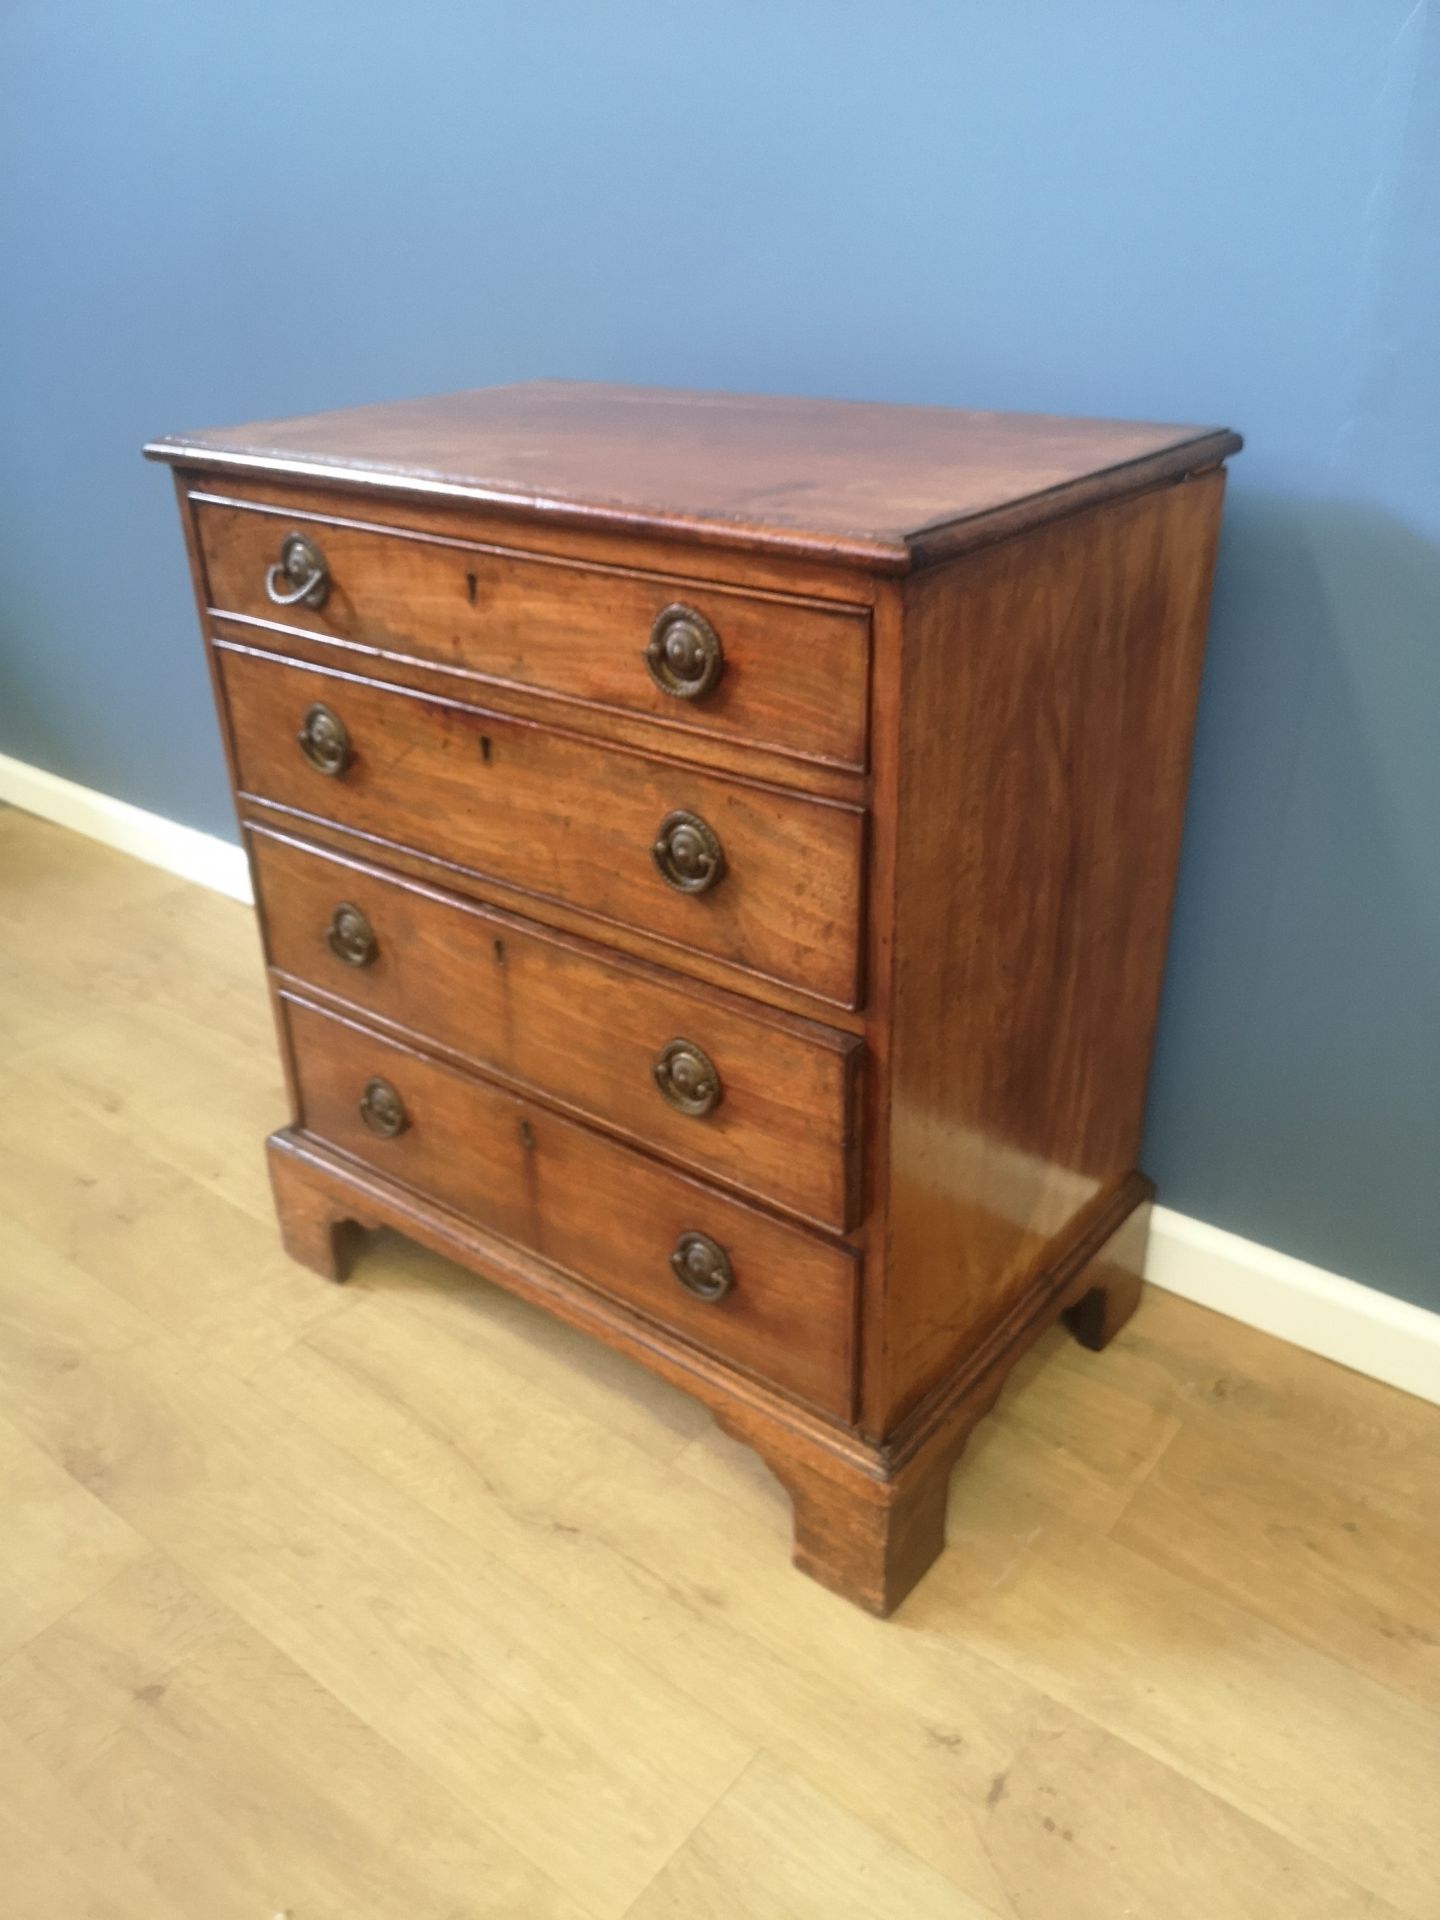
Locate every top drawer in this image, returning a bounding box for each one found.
[192,495,871,771]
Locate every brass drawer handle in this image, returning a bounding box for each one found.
[297,702,352,777]
[653,1039,722,1116]
[652,810,725,894]
[358,1076,408,1139]
[265,532,330,609]
[669,1230,733,1302]
[327,902,377,968]
[646,604,723,700]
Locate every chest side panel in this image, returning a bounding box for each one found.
[876,470,1228,1427]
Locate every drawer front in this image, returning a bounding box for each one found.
[195,497,870,770]
[283,994,857,1417]
[253,830,861,1230]
[221,645,865,1006]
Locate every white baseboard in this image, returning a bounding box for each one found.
[1146,1206,1440,1406]
[0,751,253,904]
[3,753,1436,1406]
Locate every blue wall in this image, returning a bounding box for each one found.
[2,2,1436,1308]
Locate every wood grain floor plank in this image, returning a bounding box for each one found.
[0,1552,587,1920]
[247,1260,1039,1915]
[0,1715,188,1920]
[2,999,284,1222]
[1062,1284,1440,1473]
[0,809,181,929]
[623,1750,1001,1920]
[0,1076,355,1379]
[914,1517,1440,1915]
[249,1253,1418,1920]
[973,1715,1406,1920]
[1114,1417,1440,1711]
[0,1409,152,1665]
[0,811,270,1060]
[0,1235,753,1920]
[0,942,99,1060]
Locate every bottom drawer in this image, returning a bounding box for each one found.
[282,994,857,1418]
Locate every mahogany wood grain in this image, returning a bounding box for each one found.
[216,642,866,1007]
[761,1189,1154,1614]
[147,381,1241,571]
[280,993,859,1419]
[250,826,862,1231]
[210,611,866,807]
[270,1160,376,1283]
[852,575,907,1431]
[241,791,869,1033]
[875,472,1228,1426]
[151,382,1240,1615]
[195,494,870,771]
[186,472,883,608]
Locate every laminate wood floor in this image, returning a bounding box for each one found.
[1,802,1436,1919]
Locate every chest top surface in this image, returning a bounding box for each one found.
[147,381,1240,569]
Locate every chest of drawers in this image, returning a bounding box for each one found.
[147,383,1239,1614]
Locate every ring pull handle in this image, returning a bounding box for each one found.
[651,810,725,895]
[265,532,330,609]
[645,604,724,700]
[358,1076,408,1139]
[652,1039,722,1117]
[669,1230,733,1302]
[297,702,352,777]
[327,902,377,968]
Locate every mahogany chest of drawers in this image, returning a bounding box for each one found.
[147,383,1239,1614]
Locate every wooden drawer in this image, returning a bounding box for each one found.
[220,644,865,1007]
[282,993,858,1418]
[252,828,862,1230]
[195,495,870,771]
